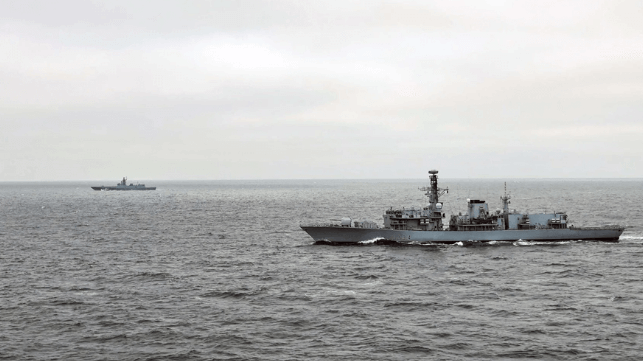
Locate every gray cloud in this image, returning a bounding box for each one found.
[1,0,642,180]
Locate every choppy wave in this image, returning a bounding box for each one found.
[358,237,385,244]
[1,180,642,360]
[618,235,643,243]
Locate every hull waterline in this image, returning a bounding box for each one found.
[92,186,156,191]
[301,226,623,244]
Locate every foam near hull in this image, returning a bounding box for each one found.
[301,226,623,244]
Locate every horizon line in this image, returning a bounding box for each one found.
[1,177,642,182]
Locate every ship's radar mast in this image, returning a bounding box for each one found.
[420,170,448,206]
[416,170,448,230]
[501,182,511,214]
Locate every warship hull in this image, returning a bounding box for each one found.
[91,177,156,191]
[301,169,625,244]
[91,186,156,191]
[300,226,623,244]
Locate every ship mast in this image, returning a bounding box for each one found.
[500,182,511,230]
[501,182,511,214]
[419,170,448,230]
[424,170,448,204]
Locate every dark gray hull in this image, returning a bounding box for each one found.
[301,226,623,244]
[91,186,156,191]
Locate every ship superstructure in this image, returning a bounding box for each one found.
[384,170,448,231]
[447,183,568,232]
[300,170,623,244]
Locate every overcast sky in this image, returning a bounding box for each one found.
[1,0,642,180]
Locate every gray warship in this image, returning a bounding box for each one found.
[301,170,624,244]
[91,177,156,191]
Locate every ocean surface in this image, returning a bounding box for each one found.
[1,179,642,360]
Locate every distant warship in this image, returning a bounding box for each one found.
[91,177,156,191]
[301,170,624,244]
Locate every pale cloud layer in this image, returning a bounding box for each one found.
[1,0,642,180]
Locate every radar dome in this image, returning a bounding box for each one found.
[429,170,438,174]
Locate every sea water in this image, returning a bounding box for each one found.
[1,179,642,360]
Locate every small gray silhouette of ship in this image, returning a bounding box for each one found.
[91,177,156,191]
